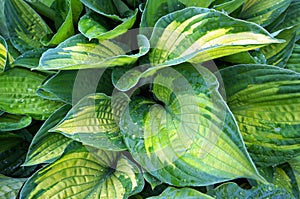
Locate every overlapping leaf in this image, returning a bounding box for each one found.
[0,113,32,131]
[220,64,300,166]
[212,0,245,14]
[0,67,64,120]
[240,0,292,27]
[37,34,150,70]
[24,105,72,166]
[0,174,26,199]
[51,93,127,151]
[287,44,300,73]
[12,48,48,69]
[0,36,9,73]
[149,7,282,66]
[121,63,264,186]
[4,0,51,52]
[20,143,144,199]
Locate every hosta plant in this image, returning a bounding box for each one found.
[0,0,300,198]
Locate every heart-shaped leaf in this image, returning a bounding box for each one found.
[220,64,300,166]
[121,63,264,186]
[20,143,144,199]
[51,93,128,151]
[37,34,150,70]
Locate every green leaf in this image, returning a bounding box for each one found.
[286,44,300,73]
[0,174,26,199]
[0,130,36,177]
[121,63,265,186]
[147,187,214,199]
[240,0,292,27]
[0,113,32,131]
[23,104,73,166]
[12,48,48,69]
[179,0,215,8]
[0,36,9,73]
[80,0,135,21]
[261,26,299,67]
[149,7,282,67]
[269,0,300,32]
[37,34,150,70]
[51,93,128,151]
[39,69,114,104]
[212,0,245,14]
[220,50,266,65]
[208,182,295,199]
[4,0,52,53]
[42,0,83,46]
[220,64,300,166]
[20,144,144,199]
[0,67,64,120]
[273,167,294,195]
[79,10,137,41]
[289,156,300,192]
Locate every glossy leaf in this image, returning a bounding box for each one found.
[0,113,32,131]
[0,174,26,199]
[147,187,214,199]
[240,0,292,27]
[79,10,137,41]
[121,63,264,186]
[0,132,24,153]
[289,156,300,192]
[220,64,300,166]
[20,144,144,199]
[208,182,294,199]
[51,93,127,151]
[0,67,64,120]
[37,34,150,70]
[39,69,114,104]
[4,0,51,52]
[24,104,72,166]
[149,7,282,67]
[261,26,299,67]
[286,44,300,73]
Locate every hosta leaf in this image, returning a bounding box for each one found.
[0,68,64,120]
[208,182,294,199]
[220,64,300,166]
[273,167,294,194]
[269,0,300,32]
[0,113,32,131]
[121,63,264,186]
[287,44,300,73]
[221,50,266,65]
[0,36,9,73]
[4,0,51,53]
[289,156,300,191]
[212,0,244,14]
[42,0,83,46]
[37,34,149,70]
[0,130,36,177]
[51,93,127,151]
[240,0,292,27]
[80,0,135,21]
[79,10,137,41]
[261,26,299,67]
[147,187,214,199]
[179,0,214,8]
[20,143,144,199]
[149,7,282,67]
[12,48,48,69]
[0,174,26,199]
[39,69,114,104]
[23,104,72,166]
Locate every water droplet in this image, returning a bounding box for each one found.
[274,127,281,132]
